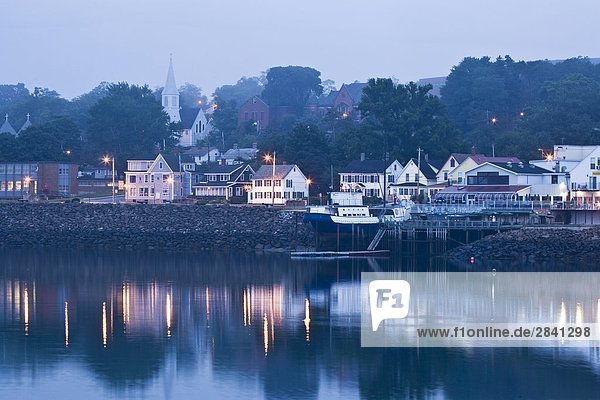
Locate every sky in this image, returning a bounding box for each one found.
[3,0,600,99]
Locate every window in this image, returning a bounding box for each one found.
[450,159,456,168]
[405,173,409,182]
[58,168,69,175]
[256,180,263,187]
[144,175,149,183]
[275,180,281,186]
[286,179,293,188]
[387,175,394,183]
[151,175,154,183]
[236,187,243,196]
[551,175,558,184]
[591,158,596,170]
[209,175,217,181]
[414,173,419,182]
[467,172,509,185]
[265,179,272,187]
[129,176,136,183]
[444,172,448,181]
[159,162,163,169]
[245,112,248,121]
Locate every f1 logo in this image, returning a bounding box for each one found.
[369,280,410,331]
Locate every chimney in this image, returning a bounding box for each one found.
[470,145,477,156]
[252,142,257,149]
[360,152,365,161]
[518,162,524,168]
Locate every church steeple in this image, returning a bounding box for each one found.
[162,55,181,123]
[0,114,16,135]
[19,113,32,134]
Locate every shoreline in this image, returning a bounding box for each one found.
[448,225,600,262]
[0,203,315,253]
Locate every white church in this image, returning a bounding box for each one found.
[162,58,212,147]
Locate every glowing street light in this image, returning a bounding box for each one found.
[490,117,497,124]
[102,154,116,204]
[264,152,276,206]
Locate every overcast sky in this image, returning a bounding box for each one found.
[3,0,599,99]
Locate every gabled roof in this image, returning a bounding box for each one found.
[205,164,247,175]
[19,114,32,133]
[342,82,368,103]
[450,153,471,164]
[0,115,16,135]
[180,108,202,130]
[339,160,386,173]
[488,162,551,175]
[470,155,521,165]
[183,146,219,157]
[163,57,178,95]
[253,164,299,180]
[222,147,259,161]
[241,95,268,107]
[407,158,438,179]
[317,90,338,107]
[160,154,181,172]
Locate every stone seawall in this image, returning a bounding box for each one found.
[0,204,315,252]
[448,226,600,262]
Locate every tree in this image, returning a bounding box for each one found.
[178,83,208,109]
[17,117,82,161]
[0,83,30,113]
[70,82,111,129]
[0,133,19,161]
[258,122,331,193]
[213,76,264,105]
[520,74,600,147]
[359,79,463,162]
[86,83,177,171]
[261,66,323,112]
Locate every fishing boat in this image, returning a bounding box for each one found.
[303,192,380,234]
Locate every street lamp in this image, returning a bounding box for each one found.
[306,178,312,205]
[103,154,115,204]
[24,176,31,201]
[264,152,276,206]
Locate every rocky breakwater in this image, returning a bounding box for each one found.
[0,203,315,252]
[448,226,600,262]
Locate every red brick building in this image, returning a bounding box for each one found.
[237,96,269,132]
[0,162,79,200]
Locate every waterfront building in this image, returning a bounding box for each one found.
[436,153,472,184]
[447,154,521,185]
[530,145,600,207]
[124,154,191,203]
[388,158,442,202]
[0,162,78,199]
[249,164,308,205]
[193,163,254,202]
[435,161,568,204]
[339,156,403,199]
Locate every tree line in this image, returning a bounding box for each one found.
[0,56,599,193]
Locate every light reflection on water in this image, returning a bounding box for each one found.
[0,249,599,399]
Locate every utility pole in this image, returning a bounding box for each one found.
[383,152,389,212]
[271,151,276,206]
[416,147,422,204]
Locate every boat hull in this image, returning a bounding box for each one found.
[303,212,380,235]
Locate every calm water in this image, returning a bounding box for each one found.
[1,249,600,400]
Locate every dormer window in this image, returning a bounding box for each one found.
[159,162,163,169]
